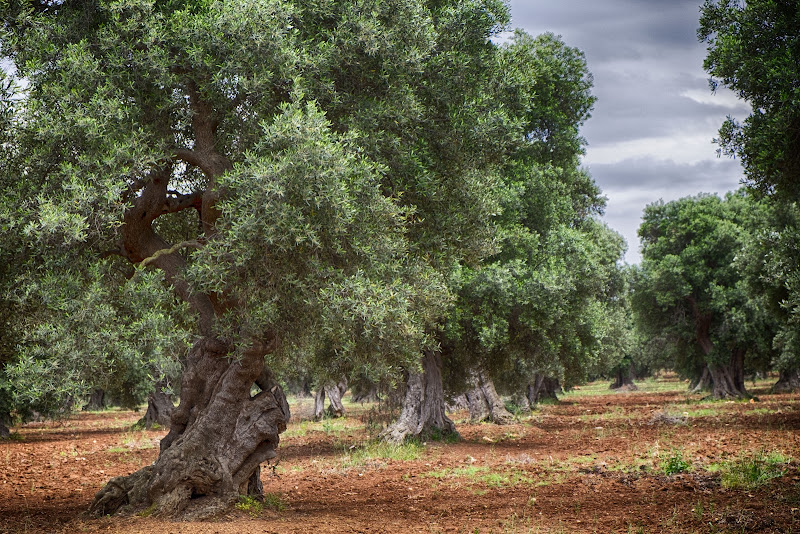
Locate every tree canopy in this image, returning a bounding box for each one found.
[699,0,800,199]
[3,0,601,518]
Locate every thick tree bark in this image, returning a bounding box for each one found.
[773,368,800,392]
[690,366,712,393]
[526,374,561,405]
[137,387,175,430]
[85,388,106,411]
[381,350,458,444]
[89,339,289,519]
[88,84,292,519]
[464,373,515,424]
[609,364,638,391]
[313,388,326,420]
[691,302,748,399]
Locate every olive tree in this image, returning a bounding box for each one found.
[1,0,511,518]
[634,192,776,399]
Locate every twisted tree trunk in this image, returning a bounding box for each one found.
[90,339,289,519]
[85,388,106,411]
[690,366,712,393]
[313,378,348,420]
[464,372,515,424]
[137,385,175,430]
[609,364,638,391]
[381,350,458,444]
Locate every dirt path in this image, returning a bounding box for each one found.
[2,380,799,533]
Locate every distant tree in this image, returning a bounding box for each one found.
[435,32,627,415]
[740,201,800,392]
[699,0,800,199]
[633,192,776,399]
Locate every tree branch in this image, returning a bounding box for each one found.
[163,190,203,215]
[139,240,203,268]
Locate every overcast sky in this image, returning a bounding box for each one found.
[506,0,750,263]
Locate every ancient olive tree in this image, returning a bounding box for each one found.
[1,0,507,518]
[633,192,776,399]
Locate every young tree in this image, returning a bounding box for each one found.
[633,192,776,399]
[2,0,509,518]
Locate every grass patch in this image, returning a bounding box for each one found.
[660,449,691,475]
[712,450,791,489]
[341,439,423,468]
[421,465,534,488]
[236,493,287,516]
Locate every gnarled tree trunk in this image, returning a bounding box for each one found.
[313,378,347,420]
[85,388,106,411]
[137,386,175,430]
[526,374,561,405]
[464,372,515,424]
[773,368,800,392]
[692,304,748,399]
[381,350,458,444]
[89,339,289,520]
[690,366,712,393]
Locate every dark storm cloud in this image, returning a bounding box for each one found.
[507,1,749,262]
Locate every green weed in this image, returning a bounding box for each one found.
[235,492,287,516]
[714,450,790,489]
[341,439,422,468]
[660,449,691,475]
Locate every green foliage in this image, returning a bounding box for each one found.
[633,191,776,385]
[341,439,422,467]
[660,449,692,476]
[699,0,800,199]
[440,31,625,396]
[235,493,287,516]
